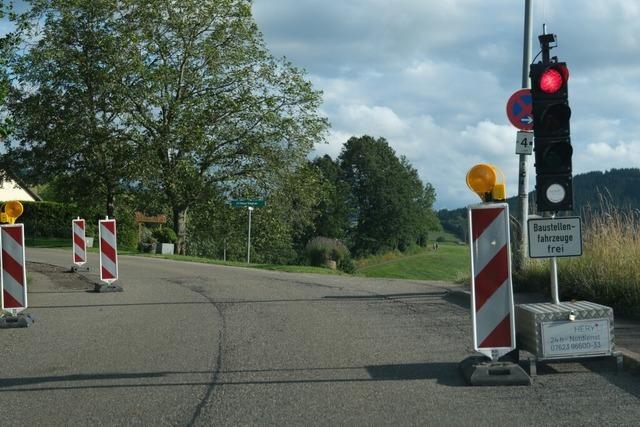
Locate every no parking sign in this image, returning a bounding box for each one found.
[506,89,533,131]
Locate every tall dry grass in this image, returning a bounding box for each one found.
[518,196,640,318]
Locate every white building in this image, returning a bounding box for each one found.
[0,173,41,201]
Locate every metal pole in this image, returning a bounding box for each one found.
[549,213,560,304]
[517,0,533,270]
[550,256,560,304]
[247,207,253,264]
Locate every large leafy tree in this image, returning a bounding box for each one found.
[2,0,137,216]
[3,0,327,256]
[0,1,14,139]
[339,135,439,255]
[311,155,352,240]
[119,0,328,253]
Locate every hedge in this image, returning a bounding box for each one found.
[15,201,77,238]
[3,200,138,249]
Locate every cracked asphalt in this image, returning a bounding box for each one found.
[0,248,638,426]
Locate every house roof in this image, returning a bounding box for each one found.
[0,170,42,202]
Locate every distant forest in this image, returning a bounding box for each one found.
[438,168,640,242]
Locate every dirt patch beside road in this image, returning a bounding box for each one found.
[27,262,94,291]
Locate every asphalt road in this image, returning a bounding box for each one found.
[1,248,638,426]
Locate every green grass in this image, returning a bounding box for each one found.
[132,253,345,275]
[356,243,470,282]
[430,230,462,243]
[26,236,470,281]
[25,237,71,248]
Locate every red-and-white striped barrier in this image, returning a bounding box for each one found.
[468,203,515,360]
[99,219,118,284]
[72,218,87,266]
[1,224,27,313]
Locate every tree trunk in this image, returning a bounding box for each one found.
[173,206,189,255]
[106,191,115,218]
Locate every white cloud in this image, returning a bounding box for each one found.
[254,0,640,209]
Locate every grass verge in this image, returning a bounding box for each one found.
[356,243,470,282]
[131,253,345,275]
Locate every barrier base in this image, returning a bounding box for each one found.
[70,265,90,273]
[459,355,531,386]
[94,283,123,293]
[0,313,35,329]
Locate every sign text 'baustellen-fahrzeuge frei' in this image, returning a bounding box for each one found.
[527,216,582,258]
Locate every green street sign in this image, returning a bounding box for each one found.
[230,199,265,207]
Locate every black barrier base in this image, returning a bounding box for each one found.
[0,313,35,329]
[70,265,91,273]
[94,283,123,293]
[459,355,531,386]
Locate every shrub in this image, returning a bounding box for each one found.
[304,236,353,272]
[17,201,76,238]
[138,227,157,253]
[152,227,177,244]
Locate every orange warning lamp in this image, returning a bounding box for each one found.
[0,200,24,224]
[466,164,506,202]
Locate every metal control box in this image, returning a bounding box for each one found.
[515,301,614,360]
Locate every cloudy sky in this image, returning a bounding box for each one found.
[252,0,640,209]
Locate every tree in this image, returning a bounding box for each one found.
[0,1,14,139]
[118,0,328,254]
[311,155,351,240]
[186,162,328,264]
[339,135,439,255]
[2,0,137,217]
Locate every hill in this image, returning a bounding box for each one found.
[438,168,640,242]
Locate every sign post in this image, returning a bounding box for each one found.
[229,200,265,263]
[518,216,618,374]
[528,216,582,304]
[0,223,33,328]
[97,217,122,292]
[71,218,90,272]
[460,165,530,386]
[247,207,253,264]
[469,203,516,360]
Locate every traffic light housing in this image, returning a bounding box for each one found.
[530,59,573,212]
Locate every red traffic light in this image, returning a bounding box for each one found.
[538,65,569,94]
[540,68,563,93]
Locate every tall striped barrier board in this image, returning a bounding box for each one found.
[72,218,87,266]
[468,203,516,360]
[99,219,118,284]
[1,224,27,314]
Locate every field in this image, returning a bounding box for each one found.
[356,243,470,282]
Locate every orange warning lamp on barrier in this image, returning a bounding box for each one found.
[0,200,24,224]
[466,164,506,202]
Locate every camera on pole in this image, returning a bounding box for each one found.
[530,33,573,212]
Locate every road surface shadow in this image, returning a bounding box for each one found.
[366,362,465,386]
[443,291,470,310]
[323,292,449,301]
[0,372,168,388]
[0,362,465,392]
